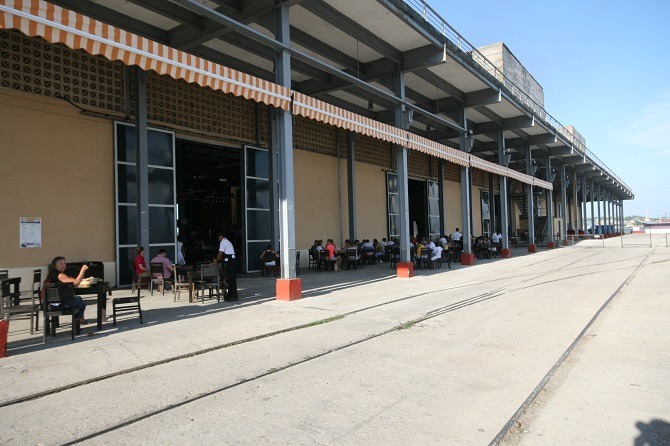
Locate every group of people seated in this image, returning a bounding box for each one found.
[309,237,397,270]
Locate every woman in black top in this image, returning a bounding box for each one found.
[45,256,88,323]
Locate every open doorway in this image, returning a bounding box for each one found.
[408,179,427,238]
[175,139,243,269]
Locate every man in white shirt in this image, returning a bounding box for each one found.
[451,228,462,241]
[438,235,448,247]
[214,232,238,301]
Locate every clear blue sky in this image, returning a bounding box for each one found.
[430,0,670,218]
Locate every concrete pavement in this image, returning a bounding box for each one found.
[0,234,668,445]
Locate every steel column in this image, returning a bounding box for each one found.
[545,155,554,244]
[560,164,567,242]
[393,72,411,265]
[497,130,509,251]
[525,146,535,246]
[134,67,150,255]
[275,5,298,285]
[438,159,446,236]
[268,108,279,250]
[589,180,598,235]
[458,108,472,255]
[597,184,602,234]
[346,131,357,241]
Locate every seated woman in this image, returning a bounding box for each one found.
[44,256,88,324]
[259,245,278,276]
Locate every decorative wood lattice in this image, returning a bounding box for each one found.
[443,162,461,183]
[147,73,256,142]
[0,30,124,112]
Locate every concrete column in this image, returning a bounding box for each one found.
[346,131,357,241]
[497,130,510,257]
[572,169,578,231]
[268,109,280,251]
[274,5,301,300]
[545,155,555,248]
[393,71,413,277]
[525,146,536,252]
[458,108,474,265]
[560,164,567,245]
[134,68,150,257]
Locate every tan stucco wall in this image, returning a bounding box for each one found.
[0,89,115,271]
[472,186,483,235]
[354,162,386,242]
[444,180,462,234]
[294,149,347,250]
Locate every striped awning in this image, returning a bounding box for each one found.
[0,0,555,192]
[292,92,408,146]
[534,178,554,191]
[405,134,469,167]
[0,0,291,111]
[469,156,509,176]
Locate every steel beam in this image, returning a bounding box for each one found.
[546,155,554,244]
[526,146,535,246]
[394,72,411,265]
[134,68,150,256]
[498,130,510,251]
[458,108,472,255]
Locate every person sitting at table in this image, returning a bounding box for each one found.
[133,246,150,285]
[44,256,88,324]
[324,239,342,271]
[151,249,175,287]
[259,245,278,276]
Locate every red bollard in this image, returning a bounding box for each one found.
[0,320,8,358]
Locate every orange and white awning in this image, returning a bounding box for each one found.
[292,92,408,146]
[0,0,552,191]
[0,0,291,111]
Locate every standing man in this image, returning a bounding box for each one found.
[214,232,238,301]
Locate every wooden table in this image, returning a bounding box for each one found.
[75,282,111,330]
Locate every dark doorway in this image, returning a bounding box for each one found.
[175,139,243,268]
[408,179,427,238]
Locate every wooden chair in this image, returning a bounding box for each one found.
[195,264,221,303]
[260,252,278,277]
[43,284,80,343]
[150,262,167,296]
[131,266,151,294]
[172,266,192,302]
[295,251,300,276]
[319,250,334,271]
[308,248,318,270]
[112,284,143,326]
[3,274,39,335]
[418,248,434,269]
[344,248,363,270]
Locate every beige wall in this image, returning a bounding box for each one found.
[294,149,347,249]
[0,89,115,273]
[444,180,462,234]
[354,162,386,242]
[472,186,483,235]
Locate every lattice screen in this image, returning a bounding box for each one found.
[293,116,338,156]
[0,30,124,112]
[355,133,392,168]
[147,73,256,142]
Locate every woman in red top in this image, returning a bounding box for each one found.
[134,246,147,276]
[324,239,342,271]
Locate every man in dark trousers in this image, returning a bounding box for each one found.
[214,232,238,301]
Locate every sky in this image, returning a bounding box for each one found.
[429,0,670,218]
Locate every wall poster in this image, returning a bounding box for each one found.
[20,217,41,248]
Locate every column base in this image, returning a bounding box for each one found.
[547,241,555,249]
[500,248,512,258]
[461,253,475,265]
[528,244,537,253]
[276,278,302,301]
[562,239,569,246]
[396,262,414,278]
